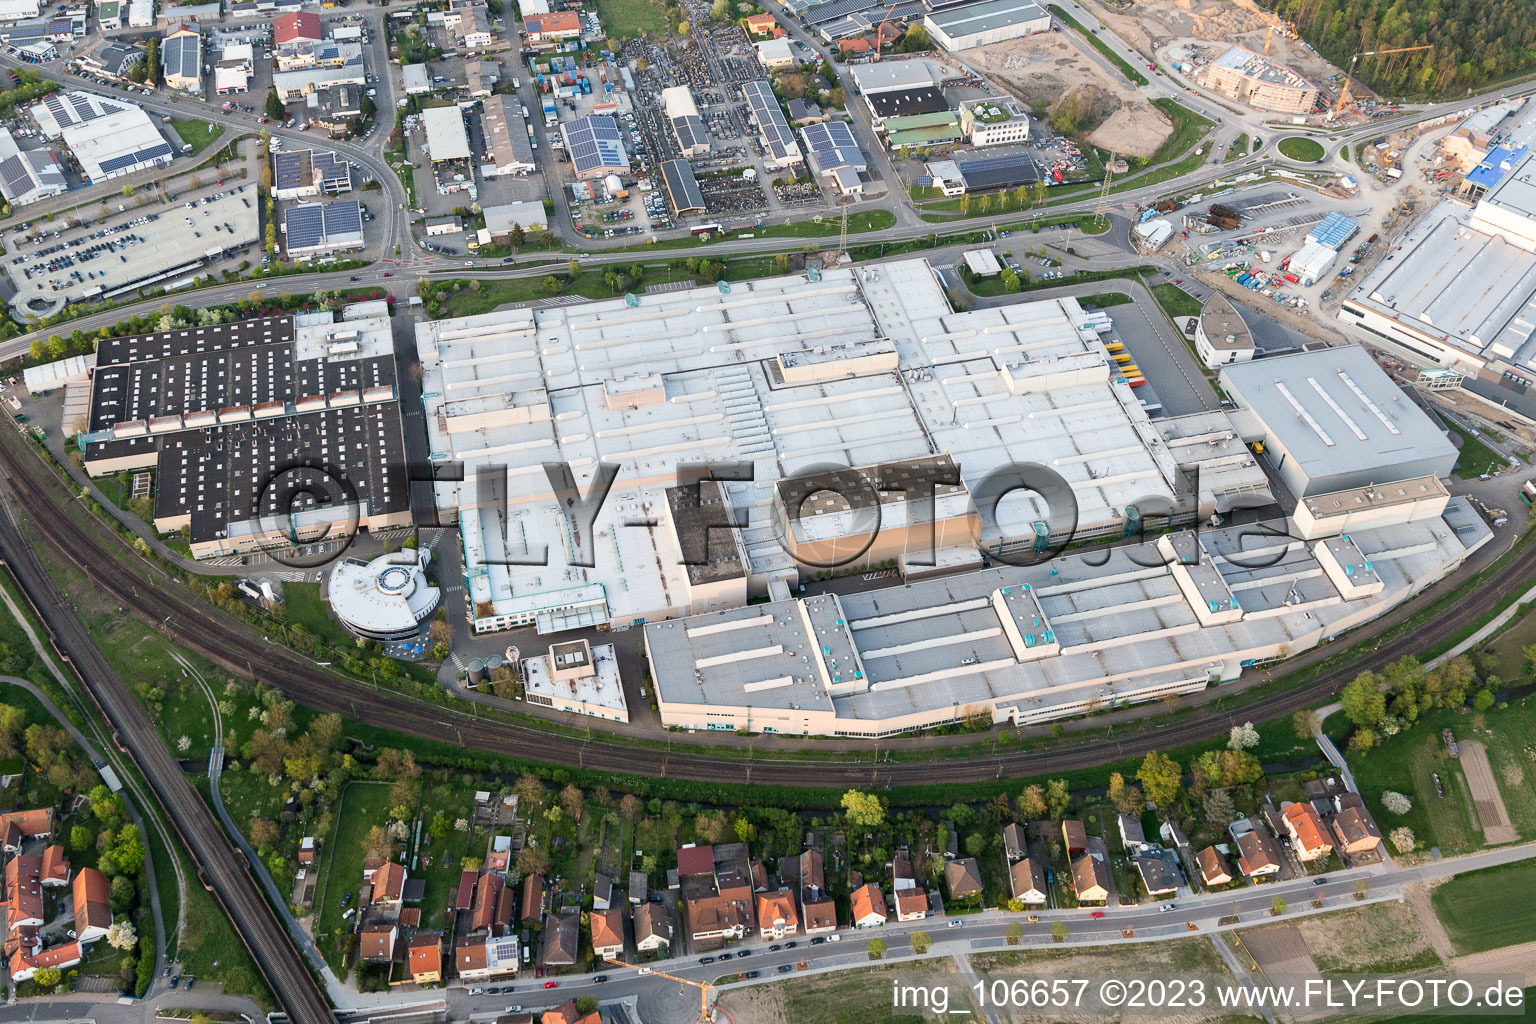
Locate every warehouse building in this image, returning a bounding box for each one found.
[161,23,201,93]
[0,127,65,207]
[645,506,1488,735]
[662,85,710,157]
[801,120,865,190]
[480,94,535,177]
[77,310,410,559]
[1198,46,1318,114]
[282,199,364,258]
[956,152,1038,192]
[1219,345,1457,497]
[924,0,1049,51]
[561,114,629,179]
[415,258,1267,636]
[742,79,802,169]
[481,200,548,241]
[958,97,1031,147]
[422,105,472,164]
[272,148,351,200]
[31,92,175,182]
[661,159,705,215]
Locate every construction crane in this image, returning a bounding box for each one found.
[1262,17,1294,54]
[604,957,716,1022]
[1332,45,1433,117]
[873,5,898,60]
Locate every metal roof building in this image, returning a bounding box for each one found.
[31,92,174,182]
[0,127,64,206]
[742,79,802,168]
[560,114,629,179]
[661,159,705,215]
[283,199,364,258]
[422,105,472,163]
[1305,212,1358,251]
[480,94,535,176]
[924,0,1050,50]
[801,120,864,177]
[957,152,1038,191]
[1219,345,1456,496]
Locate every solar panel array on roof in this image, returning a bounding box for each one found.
[0,153,32,196]
[312,150,351,192]
[801,120,863,173]
[867,86,948,119]
[957,152,1039,190]
[42,92,116,131]
[285,203,324,252]
[561,115,628,176]
[99,141,173,174]
[163,32,199,81]
[272,150,312,192]
[742,79,801,164]
[672,114,707,153]
[661,159,705,215]
[802,0,881,24]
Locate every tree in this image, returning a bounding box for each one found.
[1340,670,1388,729]
[964,832,986,858]
[541,275,563,297]
[363,825,392,861]
[1136,751,1182,809]
[429,814,451,840]
[1271,896,1287,916]
[109,874,136,913]
[1292,708,1320,740]
[516,844,550,877]
[1473,687,1496,711]
[69,824,93,852]
[1107,772,1141,815]
[620,793,643,823]
[145,35,160,86]
[266,87,286,122]
[32,966,62,989]
[1051,921,1069,943]
[1044,778,1071,818]
[1202,789,1237,828]
[901,23,931,51]
[1389,826,1416,853]
[576,996,599,1015]
[0,704,23,758]
[560,783,584,820]
[910,929,932,953]
[866,937,886,959]
[106,919,137,950]
[249,817,279,849]
[1382,791,1412,815]
[1228,721,1260,751]
[1018,784,1048,820]
[1005,921,1024,945]
[999,267,1020,293]
[841,789,886,828]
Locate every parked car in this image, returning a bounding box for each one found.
[1089,911,1105,919]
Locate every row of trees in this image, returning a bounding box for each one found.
[1339,655,1490,750]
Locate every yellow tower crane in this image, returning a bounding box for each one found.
[604,957,717,1022]
[1332,45,1433,117]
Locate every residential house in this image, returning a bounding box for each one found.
[1001,823,1027,862]
[743,11,779,36]
[541,1001,600,1024]
[849,883,887,927]
[590,906,624,959]
[456,869,478,911]
[371,861,407,905]
[1196,846,1233,888]
[39,845,68,886]
[755,889,798,939]
[1133,853,1179,898]
[454,934,520,981]
[678,843,754,948]
[408,932,442,983]
[787,98,828,125]
[523,10,579,45]
[0,808,53,852]
[470,872,505,932]
[6,855,43,935]
[593,872,613,912]
[8,939,80,982]
[73,866,111,944]
[1071,852,1110,903]
[487,835,512,873]
[894,888,928,921]
[798,848,836,935]
[520,874,543,924]
[359,923,397,963]
[891,852,915,890]
[539,909,579,968]
[272,9,321,47]
[1117,814,1146,848]
[298,836,317,866]
[944,858,983,904]
[1009,857,1047,905]
[1330,806,1382,856]
[493,881,516,933]
[1234,830,1282,879]
[1282,803,1334,862]
[1062,820,1089,856]
[634,902,673,954]
[79,40,143,80]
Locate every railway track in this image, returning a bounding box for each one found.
[0,474,336,1023]
[0,425,1532,789]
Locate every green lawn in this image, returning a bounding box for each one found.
[752,209,896,238]
[1352,711,1481,854]
[1225,133,1251,163]
[410,783,481,932]
[1147,99,1216,167]
[1277,136,1326,162]
[171,119,226,156]
[591,0,668,36]
[1078,292,1134,308]
[1149,282,1203,320]
[1047,5,1148,86]
[1445,421,1508,479]
[313,781,394,973]
[1431,859,1536,954]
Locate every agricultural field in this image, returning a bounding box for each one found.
[593,0,669,36]
[1431,859,1536,955]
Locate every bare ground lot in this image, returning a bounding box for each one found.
[1293,901,1440,975]
[965,33,1173,158]
[1454,940,1536,986]
[1460,740,1520,845]
[715,961,961,1024]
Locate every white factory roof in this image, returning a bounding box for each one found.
[524,642,628,716]
[483,200,548,233]
[416,259,1190,632]
[647,507,1487,727]
[925,0,1048,38]
[422,104,471,161]
[661,85,698,120]
[402,62,430,94]
[1219,345,1455,485]
[962,248,1000,276]
[850,60,934,94]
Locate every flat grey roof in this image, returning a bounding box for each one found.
[926,0,1047,34]
[1220,345,1454,482]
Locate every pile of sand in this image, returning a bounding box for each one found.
[1089,101,1174,158]
[1084,0,1269,54]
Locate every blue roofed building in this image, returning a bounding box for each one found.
[1304,211,1358,251]
[560,115,629,180]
